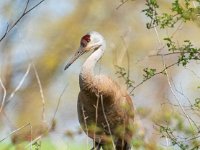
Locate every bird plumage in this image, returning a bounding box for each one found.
[78,75,134,149]
[65,31,134,150]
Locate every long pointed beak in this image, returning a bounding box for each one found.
[64,48,85,70]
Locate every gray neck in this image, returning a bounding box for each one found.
[79,47,105,89]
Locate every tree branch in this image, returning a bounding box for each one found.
[0,0,45,42]
[130,62,178,94]
[116,0,129,10]
[0,78,7,113]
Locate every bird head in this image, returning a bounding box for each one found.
[64,31,105,70]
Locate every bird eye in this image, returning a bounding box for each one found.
[80,34,91,47]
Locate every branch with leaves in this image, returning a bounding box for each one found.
[143,0,200,29]
[115,61,178,95]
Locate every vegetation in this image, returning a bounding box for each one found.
[0,0,200,149]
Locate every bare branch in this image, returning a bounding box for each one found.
[23,0,30,14]
[153,25,162,46]
[0,64,31,113]
[0,24,9,42]
[100,95,115,149]
[170,80,200,131]
[0,123,30,143]
[153,23,199,133]
[116,0,129,10]
[93,93,100,148]
[24,47,46,127]
[185,67,200,80]
[25,135,43,149]
[120,36,131,90]
[25,0,45,14]
[0,0,45,42]
[0,78,7,113]
[170,21,184,38]
[51,83,68,123]
[161,56,196,132]
[81,105,89,150]
[8,64,31,101]
[32,63,46,122]
[130,62,178,94]
[30,124,33,150]
[1,110,15,129]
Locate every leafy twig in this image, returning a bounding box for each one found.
[130,62,178,94]
[143,0,199,29]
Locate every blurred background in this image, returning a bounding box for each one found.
[0,0,200,149]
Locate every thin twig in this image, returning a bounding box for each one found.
[0,77,7,113]
[171,81,193,106]
[186,67,200,80]
[0,24,9,42]
[121,36,130,90]
[116,0,129,10]
[1,110,16,129]
[153,25,171,148]
[93,94,100,148]
[155,22,198,134]
[23,0,30,14]
[100,95,115,149]
[133,21,182,93]
[25,135,43,149]
[170,80,199,131]
[170,21,184,39]
[161,56,196,132]
[81,105,89,150]
[24,45,46,124]
[0,0,45,42]
[32,63,46,122]
[52,83,68,123]
[130,62,178,93]
[8,64,31,101]
[25,0,45,14]
[0,123,30,143]
[150,51,200,57]
[161,100,193,107]
[30,124,32,150]
[153,25,162,46]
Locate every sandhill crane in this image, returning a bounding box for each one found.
[64,31,134,150]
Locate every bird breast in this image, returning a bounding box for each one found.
[79,74,120,97]
[77,74,134,143]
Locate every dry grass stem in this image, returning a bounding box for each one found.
[52,83,68,123]
[25,135,43,150]
[81,105,89,150]
[100,95,115,149]
[0,77,7,113]
[93,94,100,148]
[8,64,31,101]
[162,57,196,132]
[116,0,129,10]
[0,123,30,143]
[32,63,46,122]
